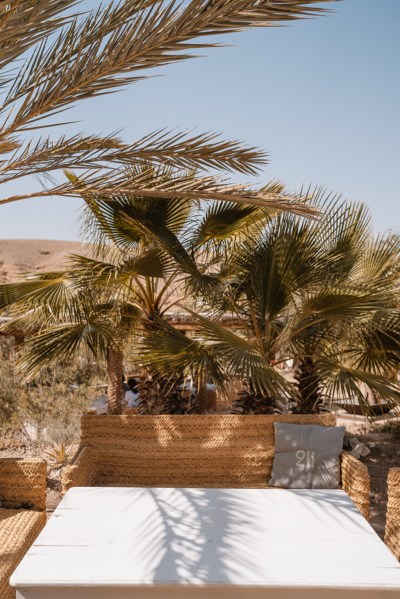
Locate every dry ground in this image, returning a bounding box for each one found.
[0,239,92,283]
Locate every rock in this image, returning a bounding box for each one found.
[48,467,62,480]
[349,437,359,448]
[351,447,361,459]
[358,443,371,457]
[351,443,370,459]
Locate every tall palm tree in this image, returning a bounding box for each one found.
[0,0,334,214]
[140,192,400,413]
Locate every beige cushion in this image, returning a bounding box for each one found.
[269,423,345,489]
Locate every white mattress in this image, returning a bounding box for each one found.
[11,487,400,598]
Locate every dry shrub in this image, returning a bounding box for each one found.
[0,340,105,448]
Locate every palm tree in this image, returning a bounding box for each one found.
[0,1,334,214]
[74,169,290,401]
[4,182,400,415]
[140,192,400,414]
[0,164,241,412]
[0,249,186,413]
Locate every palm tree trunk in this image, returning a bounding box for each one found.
[296,357,321,414]
[196,384,209,413]
[107,346,123,414]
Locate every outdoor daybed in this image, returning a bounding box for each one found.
[13,414,400,599]
[0,459,46,599]
[62,413,370,518]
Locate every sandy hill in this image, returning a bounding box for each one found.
[0,239,91,283]
[0,239,187,314]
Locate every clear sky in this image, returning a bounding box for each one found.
[0,0,399,240]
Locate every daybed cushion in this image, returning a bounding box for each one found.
[0,508,46,599]
[269,423,345,489]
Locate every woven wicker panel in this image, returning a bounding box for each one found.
[385,467,400,560]
[79,414,336,488]
[0,509,46,599]
[340,452,370,520]
[62,447,99,492]
[0,459,47,511]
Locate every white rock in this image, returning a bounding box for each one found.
[357,443,371,457]
[349,437,359,448]
[351,443,370,458]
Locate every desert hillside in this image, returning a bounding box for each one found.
[0,239,186,312]
[0,239,91,283]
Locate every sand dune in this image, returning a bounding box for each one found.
[0,239,91,283]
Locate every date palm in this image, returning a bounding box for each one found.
[0,0,334,214]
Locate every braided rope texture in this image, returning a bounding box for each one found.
[0,460,46,599]
[62,446,98,491]
[385,467,400,560]
[340,452,370,520]
[64,414,339,490]
[0,459,47,511]
[0,510,45,599]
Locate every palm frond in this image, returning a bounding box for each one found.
[347,311,400,376]
[16,321,113,379]
[0,166,319,216]
[0,307,48,337]
[0,133,127,184]
[320,360,400,411]
[119,129,267,175]
[139,317,227,388]
[316,197,372,279]
[299,285,388,324]
[185,310,295,397]
[78,190,205,281]
[192,201,264,248]
[357,233,400,285]
[0,129,267,184]
[69,249,170,283]
[227,211,320,330]
[0,0,77,71]
[4,0,334,131]
[0,272,72,310]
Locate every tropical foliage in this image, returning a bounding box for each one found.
[0,0,332,214]
[139,191,400,413]
[2,1,399,417]
[0,168,288,412]
[1,188,400,415]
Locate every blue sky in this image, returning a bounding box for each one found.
[1,0,399,240]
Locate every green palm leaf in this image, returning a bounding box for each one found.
[139,318,226,389]
[16,320,114,379]
[184,310,295,397]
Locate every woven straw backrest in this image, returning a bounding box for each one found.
[0,459,47,511]
[80,414,336,488]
